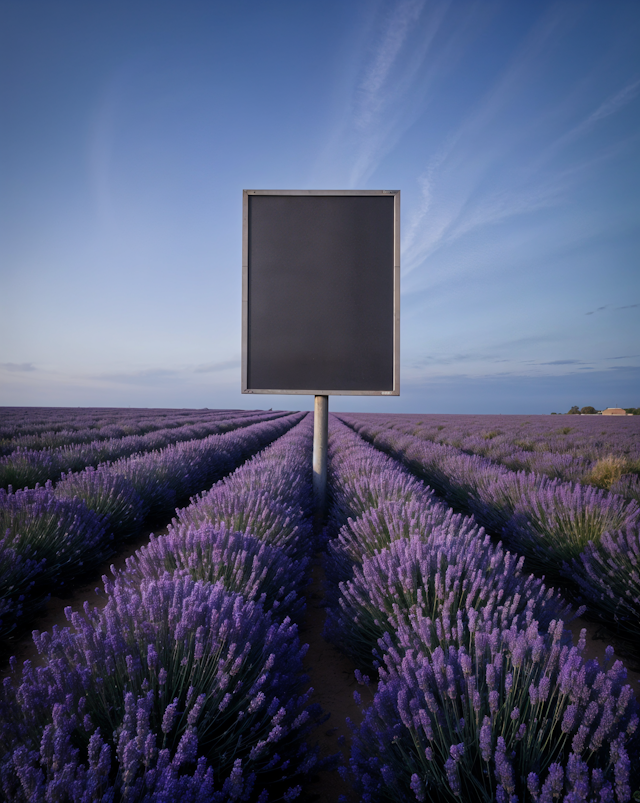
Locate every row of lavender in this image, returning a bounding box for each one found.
[324,416,639,802]
[1,414,327,802]
[365,414,640,493]
[0,410,290,490]
[0,408,257,454]
[379,414,640,462]
[340,414,640,649]
[0,412,302,641]
[0,407,249,439]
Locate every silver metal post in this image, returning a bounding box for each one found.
[313,394,328,525]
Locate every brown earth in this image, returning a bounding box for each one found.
[298,557,373,802]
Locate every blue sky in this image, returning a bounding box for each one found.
[1,0,639,414]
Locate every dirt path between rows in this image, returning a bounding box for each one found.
[298,556,373,802]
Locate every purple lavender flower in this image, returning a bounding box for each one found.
[2,576,322,798]
[345,609,639,802]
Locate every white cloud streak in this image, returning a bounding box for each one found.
[401,6,640,282]
[0,363,36,372]
[194,359,240,373]
[87,79,119,230]
[315,0,483,187]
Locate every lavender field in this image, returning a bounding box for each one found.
[1,408,639,802]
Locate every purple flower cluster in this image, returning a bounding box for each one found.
[1,413,325,801]
[120,524,307,623]
[571,523,640,644]
[169,438,314,564]
[1,577,316,801]
[328,527,571,672]
[322,416,639,801]
[55,466,147,537]
[611,473,640,505]
[0,412,303,639]
[349,617,638,802]
[0,487,110,637]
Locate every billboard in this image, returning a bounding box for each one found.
[242,190,400,396]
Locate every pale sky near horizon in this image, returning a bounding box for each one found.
[1,0,639,414]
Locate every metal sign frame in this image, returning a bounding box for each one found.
[241,189,400,396]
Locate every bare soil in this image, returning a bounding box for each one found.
[568,616,640,688]
[298,557,374,802]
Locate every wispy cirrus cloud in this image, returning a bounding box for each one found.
[93,368,178,384]
[194,359,240,373]
[548,78,640,155]
[537,359,586,366]
[402,4,580,275]
[605,354,640,360]
[352,0,428,132]
[0,362,36,372]
[401,6,640,284]
[586,303,638,315]
[346,0,432,185]
[315,0,496,187]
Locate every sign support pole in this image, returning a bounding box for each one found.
[313,394,328,528]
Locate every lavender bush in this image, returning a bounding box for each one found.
[481,473,639,583]
[345,616,639,802]
[55,467,146,538]
[0,575,322,802]
[111,451,178,517]
[328,459,433,531]
[0,487,110,638]
[324,498,451,593]
[326,525,572,672]
[120,523,308,622]
[324,419,439,598]
[611,474,640,505]
[0,448,60,491]
[171,487,312,563]
[0,532,46,639]
[571,524,640,646]
[168,417,314,563]
[116,413,304,514]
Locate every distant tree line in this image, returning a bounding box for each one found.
[551,406,640,415]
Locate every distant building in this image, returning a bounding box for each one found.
[601,408,627,416]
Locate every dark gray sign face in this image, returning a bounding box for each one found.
[242,190,400,396]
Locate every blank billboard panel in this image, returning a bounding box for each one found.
[242,190,400,396]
